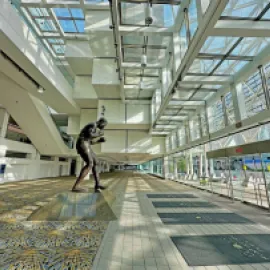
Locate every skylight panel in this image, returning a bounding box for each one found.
[213,60,248,75]
[189,59,219,74]
[48,39,65,44]
[231,38,270,56]
[222,0,269,18]
[164,4,174,27]
[35,19,57,32]
[53,8,71,18]
[262,8,270,19]
[188,0,198,38]
[75,20,85,33]
[70,8,84,19]
[59,20,77,33]
[28,7,49,17]
[201,37,238,54]
[52,44,65,54]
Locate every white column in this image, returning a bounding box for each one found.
[172,32,181,74]
[198,113,203,138]
[185,153,190,175]
[199,153,203,177]
[174,158,178,180]
[164,156,170,179]
[232,83,247,122]
[185,121,190,144]
[0,109,9,138]
[204,144,209,177]
[221,95,229,127]
[162,68,170,98]
[189,152,194,175]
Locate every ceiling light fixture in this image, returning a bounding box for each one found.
[141,54,147,68]
[145,2,153,25]
[38,86,45,94]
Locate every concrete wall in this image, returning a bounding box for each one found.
[0,137,71,183]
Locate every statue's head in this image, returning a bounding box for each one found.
[96,117,108,130]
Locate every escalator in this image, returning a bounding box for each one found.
[0,71,76,156]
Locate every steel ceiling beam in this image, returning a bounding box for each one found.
[197,53,254,61]
[151,0,229,132]
[176,86,218,92]
[20,0,109,9]
[120,0,181,4]
[211,20,270,37]
[122,62,164,69]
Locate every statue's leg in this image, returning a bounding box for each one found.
[72,141,92,192]
[92,159,106,191]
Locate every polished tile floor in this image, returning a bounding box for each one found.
[1,172,270,269]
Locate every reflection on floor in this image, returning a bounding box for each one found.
[28,191,117,221]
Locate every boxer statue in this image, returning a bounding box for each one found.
[72,106,108,193]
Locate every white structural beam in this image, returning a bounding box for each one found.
[122,63,164,69]
[21,0,109,9]
[124,85,158,91]
[151,0,229,132]
[211,20,270,37]
[111,0,125,102]
[182,75,231,85]
[85,26,173,36]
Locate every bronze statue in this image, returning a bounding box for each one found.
[72,106,108,193]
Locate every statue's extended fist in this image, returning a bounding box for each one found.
[98,137,106,143]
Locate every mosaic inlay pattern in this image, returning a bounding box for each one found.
[172,234,270,266]
[158,212,254,224]
[147,193,197,198]
[0,176,117,269]
[152,201,218,208]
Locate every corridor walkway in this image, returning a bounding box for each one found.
[0,172,270,269]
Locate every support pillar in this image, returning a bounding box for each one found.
[164,156,170,179]
[204,144,209,177]
[0,108,9,139]
[221,95,229,127]
[232,83,247,122]
[189,152,194,175]
[172,32,181,74]
[259,65,270,109]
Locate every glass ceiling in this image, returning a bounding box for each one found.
[8,0,270,135]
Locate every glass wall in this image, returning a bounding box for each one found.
[165,123,270,210]
[138,158,164,178]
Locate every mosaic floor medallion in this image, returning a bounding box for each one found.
[158,212,254,224]
[172,234,270,266]
[152,201,218,208]
[147,193,197,198]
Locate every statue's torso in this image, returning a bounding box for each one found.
[78,122,96,141]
